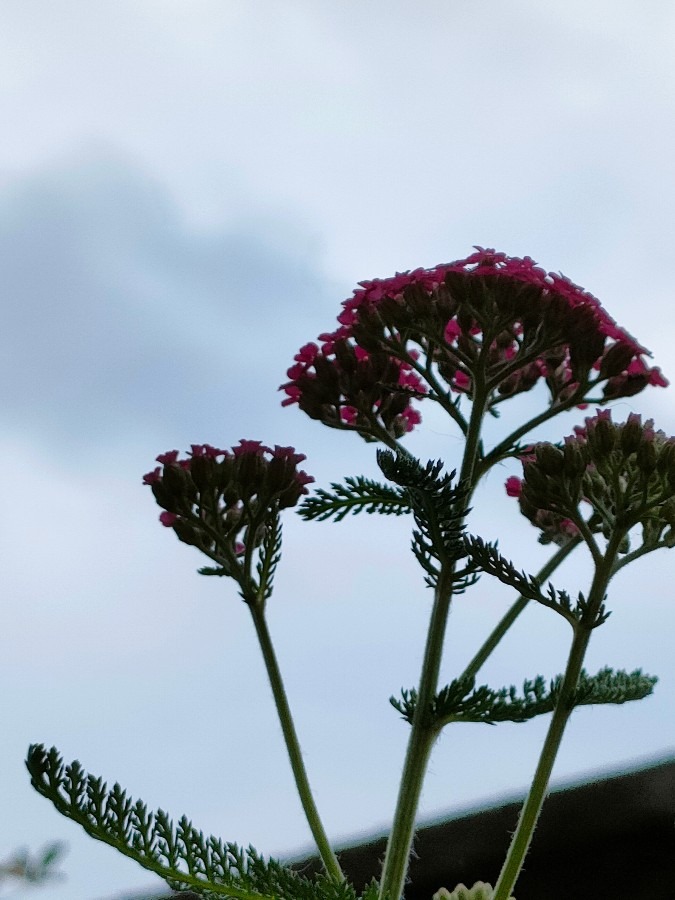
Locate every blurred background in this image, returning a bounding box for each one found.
[1,2,674,897]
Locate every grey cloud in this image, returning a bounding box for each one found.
[1,154,335,450]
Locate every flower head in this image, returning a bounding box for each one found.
[143,442,314,572]
[281,248,666,442]
[510,411,675,551]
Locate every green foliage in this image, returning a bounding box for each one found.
[199,515,283,607]
[298,476,411,522]
[391,667,657,729]
[25,745,372,900]
[462,535,610,627]
[376,450,474,589]
[255,513,283,604]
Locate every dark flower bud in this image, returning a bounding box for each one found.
[333,339,359,374]
[598,341,636,380]
[522,461,552,499]
[162,463,195,500]
[567,311,606,375]
[277,482,304,509]
[234,446,268,498]
[189,454,215,491]
[562,438,587,478]
[535,443,565,477]
[603,373,648,401]
[656,438,675,477]
[172,519,205,548]
[151,480,177,512]
[636,437,657,473]
[587,415,616,458]
[266,455,294,495]
[620,414,643,456]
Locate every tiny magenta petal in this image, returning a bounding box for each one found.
[156,450,179,464]
[159,511,178,527]
[505,476,523,498]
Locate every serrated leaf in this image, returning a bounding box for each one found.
[377,450,471,589]
[393,668,656,728]
[462,535,578,625]
[298,476,410,523]
[25,744,356,900]
[255,514,283,604]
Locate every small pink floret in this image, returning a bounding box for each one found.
[560,518,580,537]
[400,407,422,430]
[272,445,307,465]
[233,439,268,457]
[159,511,178,527]
[295,470,315,491]
[454,370,471,391]
[156,450,179,465]
[505,476,523,498]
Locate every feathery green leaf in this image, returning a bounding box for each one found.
[298,477,410,523]
[376,451,472,589]
[256,514,283,604]
[391,668,656,728]
[25,745,371,900]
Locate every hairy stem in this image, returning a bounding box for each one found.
[378,570,454,900]
[379,367,489,900]
[249,604,343,882]
[491,536,620,900]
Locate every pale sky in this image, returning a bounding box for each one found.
[2,3,675,898]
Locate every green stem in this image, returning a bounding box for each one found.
[378,571,455,900]
[491,538,619,900]
[248,603,343,882]
[477,389,589,478]
[491,630,590,900]
[379,371,490,900]
[461,538,581,682]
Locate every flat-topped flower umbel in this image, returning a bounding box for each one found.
[281,248,666,443]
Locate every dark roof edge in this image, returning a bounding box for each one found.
[289,752,675,886]
[290,749,675,863]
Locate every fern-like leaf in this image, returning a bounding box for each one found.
[25,745,364,900]
[391,668,656,728]
[377,451,471,589]
[298,477,410,523]
[462,535,578,625]
[255,514,283,604]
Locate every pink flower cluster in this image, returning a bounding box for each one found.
[281,248,667,441]
[144,441,313,560]
[506,410,675,548]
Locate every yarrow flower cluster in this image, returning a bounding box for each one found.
[143,441,313,569]
[281,248,666,442]
[507,411,675,551]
